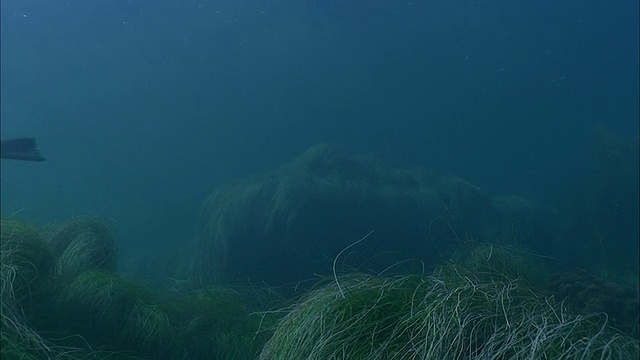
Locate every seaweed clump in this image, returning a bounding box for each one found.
[192,143,558,288]
[49,271,267,359]
[1,217,273,360]
[549,269,639,337]
[1,219,58,359]
[259,271,639,359]
[45,216,117,278]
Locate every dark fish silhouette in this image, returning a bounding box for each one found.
[1,138,45,161]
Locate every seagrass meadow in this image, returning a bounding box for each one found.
[1,218,638,359]
[1,217,273,359]
[1,218,638,358]
[2,143,638,359]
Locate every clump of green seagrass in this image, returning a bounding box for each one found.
[45,216,117,278]
[192,143,496,287]
[53,270,178,358]
[0,219,71,359]
[50,270,270,359]
[259,272,639,359]
[1,219,54,303]
[439,243,553,291]
[173,286,273,359]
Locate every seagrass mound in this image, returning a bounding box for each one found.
[1,217,270,360]
[49,271,267,359]
[549,269,639,337]
[1,219,57,360]
[45,216,118,278]
[259,271,639,359]
[1,219,55,303]
[191,143,559,288]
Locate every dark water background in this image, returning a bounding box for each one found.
[1,0,638,261]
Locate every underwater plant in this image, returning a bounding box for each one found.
[0,219,129,359]
[45,269,272,359]
[549,269,639,337]
[259,272,639,359]
[1,217,272,359]
[191,143,542,289]
[45,216,118,278]
[1,219,56,359]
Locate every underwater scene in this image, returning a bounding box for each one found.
[1,1,638,359]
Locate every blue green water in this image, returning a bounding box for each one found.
[1,0,638,263]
